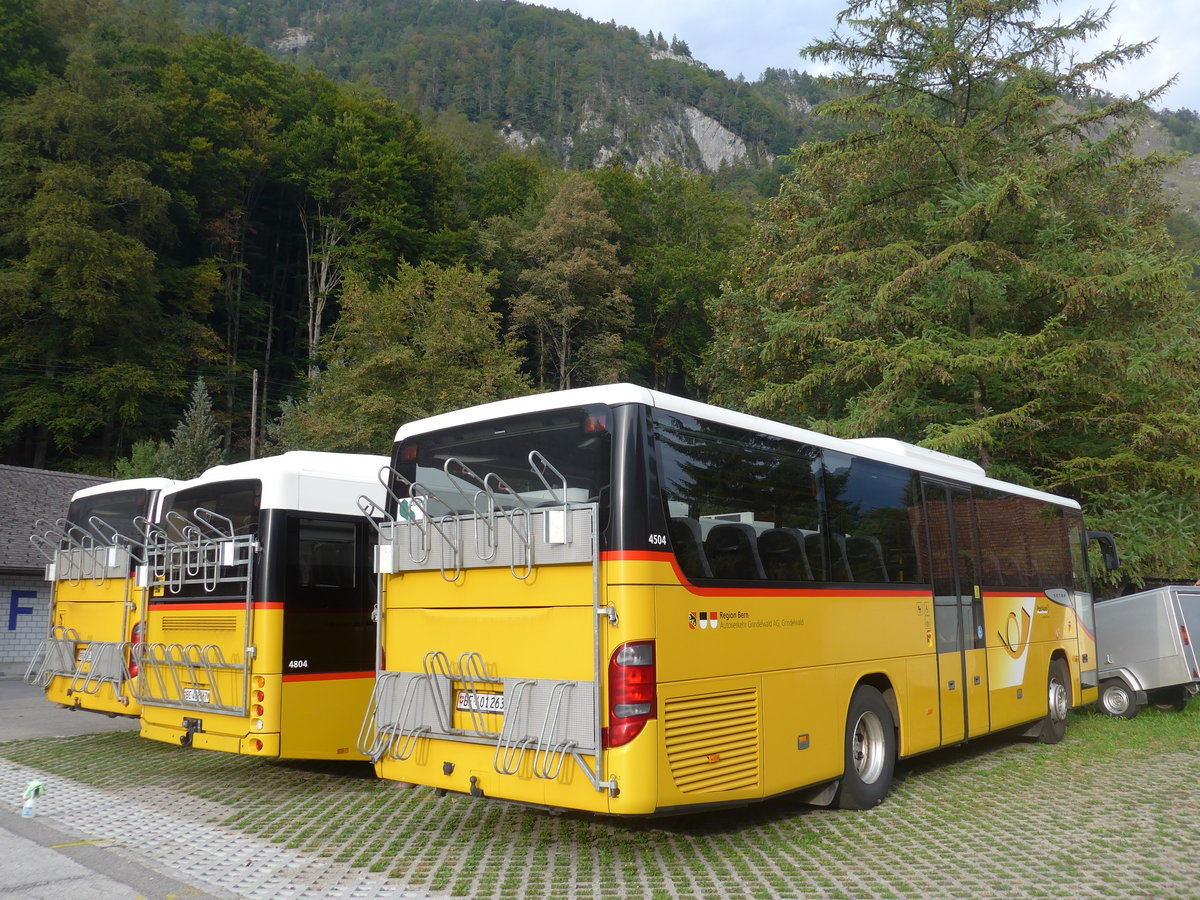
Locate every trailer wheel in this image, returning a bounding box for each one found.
[835,685,895,810]
[1035,658,1072,744]
[1099,678,1140,719]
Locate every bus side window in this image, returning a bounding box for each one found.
[823,452,920,584]
[846,535,889,582]
[704,523,766,580]
[667,518,711,579]
[758,528,813,581]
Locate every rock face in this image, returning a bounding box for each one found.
[272,28,314,52]
[503,101,755,173]
[682,107,750,171]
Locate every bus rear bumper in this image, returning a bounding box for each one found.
[45,678,139,718]
[139,714,280,757]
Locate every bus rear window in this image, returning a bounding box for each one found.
[67,490,151,545]
[163,479,262,539]
[393,405,613,518]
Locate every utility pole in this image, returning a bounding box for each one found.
[249,369,259,460]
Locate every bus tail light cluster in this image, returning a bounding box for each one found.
[254,676,267,730]
[605,641,656,748]
[128,622,144,678]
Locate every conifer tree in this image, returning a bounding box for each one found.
[114,377,223,478]
[164,377,224,478]
[703,0,1200,584]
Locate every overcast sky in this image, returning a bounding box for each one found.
[543,0,1198,112]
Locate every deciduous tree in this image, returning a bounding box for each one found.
[511,174,632,390]
[270,262,531,453]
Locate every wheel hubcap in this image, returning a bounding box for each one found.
[852,710,886,784]
[1104,687,1130,715]
[1049,677,1068,723]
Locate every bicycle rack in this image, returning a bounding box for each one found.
[24,626,80,687]
[359,449,616,794]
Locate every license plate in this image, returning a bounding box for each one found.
[455,690,504,715]
[183,688,211,704]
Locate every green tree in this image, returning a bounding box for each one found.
[0,0,61,98]
[0,35,194,468]
[511,174,632,390]
[164,376,224,477]
[595,162,749,393]
[703,0,1200,584]
[270,261,531,453]
[115,377,223,478]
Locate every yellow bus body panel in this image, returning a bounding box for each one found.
[141,602,369,760]
[280,675,373,761]
[376,559,965,813]
[377,566,665,814]
[984,592,1083,730]
[44,576,140,716]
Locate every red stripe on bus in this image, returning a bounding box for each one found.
[148,602,285,612]
[282,671,374,683]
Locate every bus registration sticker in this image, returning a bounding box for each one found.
[456,690,505,715]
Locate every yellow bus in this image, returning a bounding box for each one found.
[26,478,174,716]
[358,385,1117,814]
[136,451,386,760]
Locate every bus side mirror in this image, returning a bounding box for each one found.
[1086,531,1120,571]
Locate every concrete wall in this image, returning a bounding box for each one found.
[0,572,49,674]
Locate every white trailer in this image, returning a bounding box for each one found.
[1095,585,1200,718]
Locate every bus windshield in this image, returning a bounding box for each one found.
[67,490,152,545]
[393,404,613,518]
[163,479,262,540]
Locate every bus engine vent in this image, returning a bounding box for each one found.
[160,616,238,633]
[663,687,760,794]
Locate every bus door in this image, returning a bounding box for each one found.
[922,481,989,743]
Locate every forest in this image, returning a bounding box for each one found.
[2,0,1200,585]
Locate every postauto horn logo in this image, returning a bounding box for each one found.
[688,611,720,630]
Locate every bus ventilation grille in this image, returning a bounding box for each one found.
[160,616,238,633]
[663,687,760,794]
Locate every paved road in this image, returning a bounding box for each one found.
[4,673,1199,899]
[0,676,218,899]
[0,674,139,741]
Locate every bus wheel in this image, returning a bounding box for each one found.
[1035,658,1072,744]
[1099,678,1140,719]
[836,685,895,810]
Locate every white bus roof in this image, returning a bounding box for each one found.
[162,451,388,516]
[71,477,177,502]
[393,384,1080,510]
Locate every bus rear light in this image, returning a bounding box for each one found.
[1182,626,1191,647]
[254,705,265,717]
[605,641,656,749]
[128,623,145,678]
[253,739,263,752]
[255,676,266,688]
[255,690,265,702]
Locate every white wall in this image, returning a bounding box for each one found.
[0,572,50,673]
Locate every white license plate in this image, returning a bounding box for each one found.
[183,688,211,704]
[455,690,504,714]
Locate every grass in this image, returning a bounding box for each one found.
[3,705,1200,898]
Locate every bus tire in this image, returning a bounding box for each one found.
[1035,658,1072,744]
[1099,678,1139,719]
[836,685,895,810]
